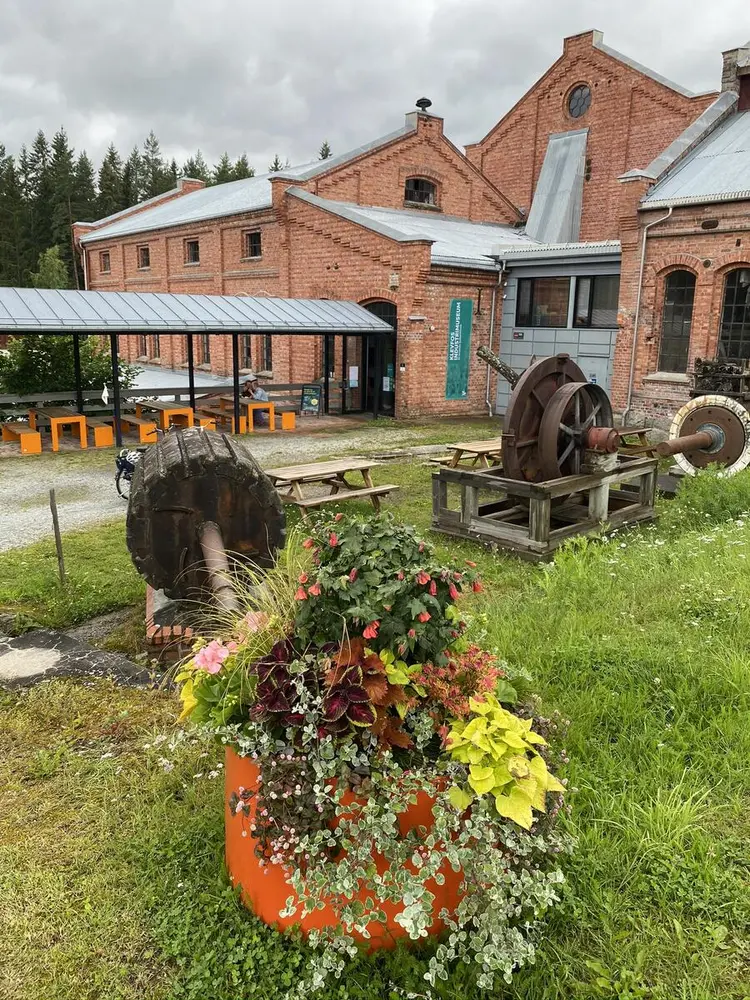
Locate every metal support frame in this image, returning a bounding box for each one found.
[323,334,331,415]
[109,333,122,447]
[72,333,84,414]
[371,336,382,420]
[231,332,241,433]
[186,334,196,410]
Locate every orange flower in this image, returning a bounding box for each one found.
[363,621,380,639]
[298,573,309,584]
[449,583,459,600]
[472,580,483,593]
[302,538,315,549]
[308,582,321,597]
[418,611,430,623]
[329,532,339,547]
[294,587,308,601]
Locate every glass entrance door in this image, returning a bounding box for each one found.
[360,301,396,416]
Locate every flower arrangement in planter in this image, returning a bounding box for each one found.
[177,513,573,992]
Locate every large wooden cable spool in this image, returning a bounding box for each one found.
[126,428,286,601]
[502,353,588,482]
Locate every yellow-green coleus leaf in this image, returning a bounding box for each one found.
[507,755,531,780]
[468,765,496,796]
[494,785,535,830]
[528,753,565,793]
[448,785,474,812]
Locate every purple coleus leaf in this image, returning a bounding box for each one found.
[323,690,350,721]
[283,712,305,727]
[264,688,293,713]
[346,685,370,704]
[347,702,377,727]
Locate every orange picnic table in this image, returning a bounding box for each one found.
[135,398,195,430]
[28,406,87,452]
[218,395,276,431]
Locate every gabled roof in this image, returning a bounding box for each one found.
[286,190,536,270]
[642,110,750,207]
[79,122,418,245]
[0,288,394,335]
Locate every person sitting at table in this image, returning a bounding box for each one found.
[242,372,269,426]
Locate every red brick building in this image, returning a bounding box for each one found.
[72,30,750,425]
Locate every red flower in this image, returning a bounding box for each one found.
[454,572,463,581]
[349,567,358,582]
[418,611,430,623]
[298,573,309,584]
[465,560,477,568]
[363,621,380,640]
[472,580,483,593]
[429,580,437,596]
[329,532,339,547]
[397,571,405,581]
[408,628,416,638]
[449,583,459,601]
[416,570,430,586]
[334,513,343,522]
[308,582,321,597]
[294,587,308,601]
[302,538,315,549]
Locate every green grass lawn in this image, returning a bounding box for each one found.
[2,467,750,999]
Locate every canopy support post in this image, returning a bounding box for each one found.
[109,333,122,447]
[232,333,241,434]
[72,333,84,414]
[323,335,331,415]
[186,335,196,410]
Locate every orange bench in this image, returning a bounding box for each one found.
[86,416,115,448]
[197,408,247,434]
[1,421,42,455]
[113,414,158,444]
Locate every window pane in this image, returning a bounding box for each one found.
[720,269,750,359]
[573,277,591,327]
[658,270,695,372]
[531,278,570,327]
[516,279,532,326]
[590,275,619,328]
[404,178,436,205]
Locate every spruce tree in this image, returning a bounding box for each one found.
[73,152,97,222]
[167,158,178,187]
[122,146,143,206]
[97,144,124,218]
[0,148,27,285]
[182,150,210,183]
[319,140,332,159]
[232,153,255,180]
[268,154,284,172]
[142,131,170,198]
[213,152,233,185]
[49,128,77,284]
[27,130,54,266]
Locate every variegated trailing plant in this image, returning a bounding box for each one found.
[177,514,574,995]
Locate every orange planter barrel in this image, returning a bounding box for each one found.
[224,747,464,948]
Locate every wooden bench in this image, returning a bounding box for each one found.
[294,484,398,510]
[85,416,114,448]
[196,407,247,434]
[1,421,42,455]
[113,414,158,444]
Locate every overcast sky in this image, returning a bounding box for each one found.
[0,0,747,172]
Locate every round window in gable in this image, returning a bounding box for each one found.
[568,84,592,118]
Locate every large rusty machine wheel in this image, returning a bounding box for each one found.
[538,381,616,480]
[126,428,285,601]
[502,354,588,482]
[663,395,750,476]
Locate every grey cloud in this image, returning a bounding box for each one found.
[0,0,746,172]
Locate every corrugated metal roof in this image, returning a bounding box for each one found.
[643,111,750,207]
[80,123,417,245]
[491,240,621,260]
[524,130,588,244]
[0,288,394,334]
[287,190,536,270]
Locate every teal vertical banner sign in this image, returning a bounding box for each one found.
[445,298,473,399]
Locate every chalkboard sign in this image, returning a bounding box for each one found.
[301,384,322,415]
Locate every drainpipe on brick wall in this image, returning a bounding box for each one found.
[486,261,505,416]
[81,244,88,290]
[622,206,673,425]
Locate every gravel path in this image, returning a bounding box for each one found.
[0,423,466,552]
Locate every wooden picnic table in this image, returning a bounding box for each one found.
[28,406,87,452]
[442,438,503,468]
[265,458,398,517]
[135,398,194,430]
[218,395,276,432]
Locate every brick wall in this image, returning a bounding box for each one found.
[466,31,716,241]
[612,194,750,423]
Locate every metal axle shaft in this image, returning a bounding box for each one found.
[655,430,715,458]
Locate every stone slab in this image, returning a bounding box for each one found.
[0,629,151,688]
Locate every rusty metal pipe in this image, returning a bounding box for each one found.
[199,521,240,612]
[655,430,715,458]
[584,426,620,453]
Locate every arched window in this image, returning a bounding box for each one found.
[404,177,437,206]
[658,270,696,372]
[720,268,750,358]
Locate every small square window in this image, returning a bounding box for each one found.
[244,231,262,258]
[99,250,111,273]
[137,245,150,269]
[185,239,200,265]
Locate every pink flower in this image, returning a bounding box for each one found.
[334,513,343,522]
[465,560,477,568]
[329,532,339,547]
[298,573,309,584]
[241,611,269,634]
[397,571,405,581]
[363,620,380,640]
[418,611,430,623]
[453,572,463,581]
[294,587,308,601]
[408,628,416,638]
[449,583,459,601]
[349,567,358,583]
[194,639,233,674]
[429,580,437,597]
[416,571,430,586]
[302,537,315,549]
[472,581,483,593]
[308,582,321,597]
